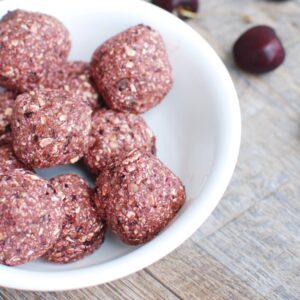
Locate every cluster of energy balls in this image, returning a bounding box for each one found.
[0,10,186,266]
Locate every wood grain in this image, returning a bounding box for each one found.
[1,0,300,299]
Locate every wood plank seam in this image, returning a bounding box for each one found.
[144,269,183,300]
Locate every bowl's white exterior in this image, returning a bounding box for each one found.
[0,0,241,291]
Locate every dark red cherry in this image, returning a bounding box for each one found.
[233,25,285,74]
[152,0,199,19]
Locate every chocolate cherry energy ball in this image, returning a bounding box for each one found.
[0,144,28,172]
[95,150,186,245]
[11,89,92,168]
[44,174,105,264]
[0,169,63,266]
[0,91,15,145]
[84,109,156,174]
[90,24,173,114]
[0,9,71,92]
[54,61,100,110]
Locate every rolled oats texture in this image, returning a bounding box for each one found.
[84,109,156,175]
[11,89,92,168]
[0,9,71,92]
[49,61,101,110]
[0,169,63,266]
[0,144,29,172]
[95,149,186,245]
[0,91,15,145]
[0,132,12,146]
[44,174,106,264]
[90,24,173,114]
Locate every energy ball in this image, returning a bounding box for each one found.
[90,24,173,114]
[95,150,186,245]
[44,174,105,263]
[0,144,28,172]
[0,9,71,92]
[0,91,15,145]
[11,89,92,168]
[0,169,63,266]
[53,61,100,110]
[84,109,156,174]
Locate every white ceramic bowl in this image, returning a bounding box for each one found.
[0,0,241,291]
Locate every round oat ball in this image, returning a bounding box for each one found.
[0,169,63,266]
[90,24,173,114]
[0,144,29,172]
[52,61,100,110]
[0,91,15,145]
[44,174,106,264]
[84,109,156,175]
[95,150,186,245]
[11,89,92,168]
[38,62,104,109]
[0,9,71,92]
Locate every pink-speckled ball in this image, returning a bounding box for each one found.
[0,9,71,92]
[90,24,173,114]
[95,150,185,245]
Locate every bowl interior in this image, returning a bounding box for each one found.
[0,0,240,290]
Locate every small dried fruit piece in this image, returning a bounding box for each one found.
[233,25,285,74]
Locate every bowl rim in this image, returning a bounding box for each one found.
[0,0,241,291]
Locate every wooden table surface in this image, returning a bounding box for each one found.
[1,0,300,299]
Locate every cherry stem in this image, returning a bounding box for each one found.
[176,6,198,19]
[174,9,252,21]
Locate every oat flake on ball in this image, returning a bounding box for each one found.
[84,109,156,175]
[0,9,71,92]
[44,174,105,264]
[0,144,28,172]
[95,150,186,245]
[90,24,173,114]
[0,91,15,145]
[0,169,63,266]
[11,89,92,168]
